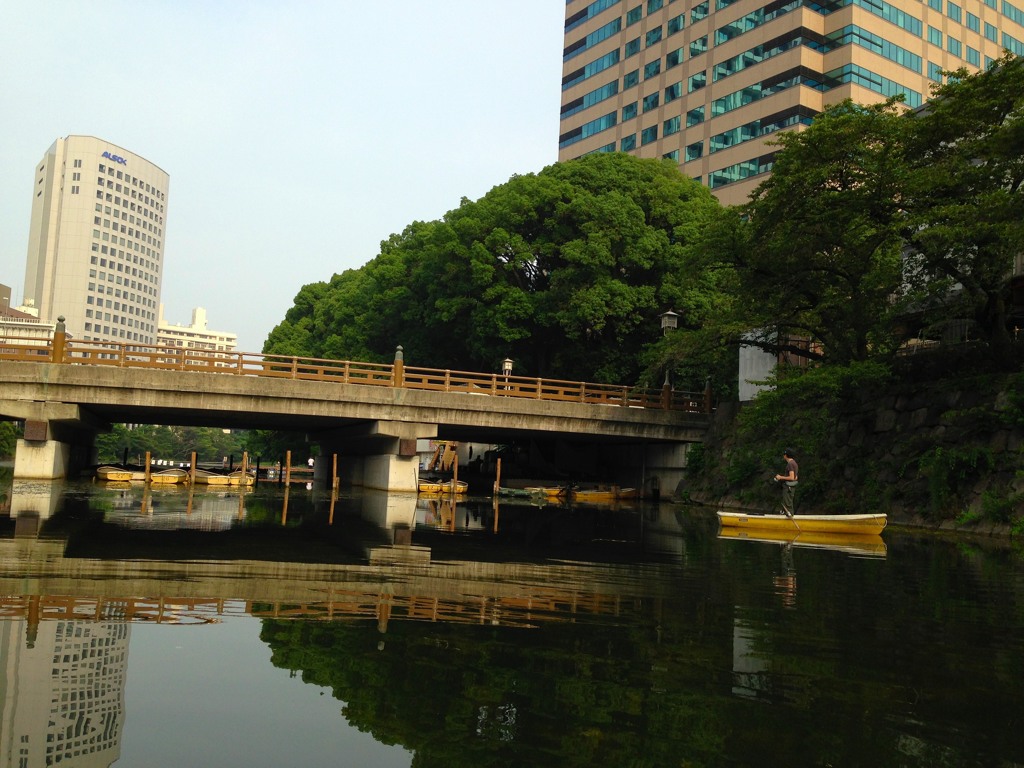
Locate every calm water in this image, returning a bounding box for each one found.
[0,471,1021,768]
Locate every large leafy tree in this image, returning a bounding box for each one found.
[265,154,722,384]
[905,53,1024,366]
[734,99,913,364]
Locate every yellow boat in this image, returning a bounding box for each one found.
[571,487,638,503]
[151,468,189,484]
[716,511,887,535]
[523,486,568,499]
[192,469,232,486]
[419,479,468,495]
[96,465,139,482]
[717,527,887,557]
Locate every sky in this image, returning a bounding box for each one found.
[0,1,566,352]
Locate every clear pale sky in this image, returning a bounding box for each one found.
[0,1,566,352]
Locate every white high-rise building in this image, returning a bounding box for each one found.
[23,136,169,345]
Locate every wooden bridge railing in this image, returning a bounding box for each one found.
[0,335,708,412]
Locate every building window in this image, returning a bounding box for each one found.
[947,36,961,57]
[624,69,640,88]
[966,11,980,31]
[691,1,709,21]
[687,106,705,126]
[966,45,980,65]
[946,1,961,21]
[621,134,637,150]
[641,125,658,145]
[626,37,641,57]
[690,35,708,57]
[688,70,707,91]
[643,92,660,111]
[928,61,943,81]
[644,60,661,78]
[646,26,663,47]
[928,26,942,47]
[668,13,685,34]
[685,141,704,161]
[623,101,638,120]
[647,0,664,11]
[627,5,643,25]
[664,115,681,135]
[665,82,683,102]
[985,22,997,41]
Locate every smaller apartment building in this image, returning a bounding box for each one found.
[157,306,238,355]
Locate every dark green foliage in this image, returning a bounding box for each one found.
[93,425,250,465]
[265,154,722,384]
[0,422,21,459]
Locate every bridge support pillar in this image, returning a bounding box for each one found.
[3,402,103,480]
[314,420,437,493]
[14,438,73,480]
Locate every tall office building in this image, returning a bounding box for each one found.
[559,0,1024,204]
[23,136,169,344]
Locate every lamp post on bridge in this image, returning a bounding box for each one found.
[659,311,679,409]
[501,358,513,392]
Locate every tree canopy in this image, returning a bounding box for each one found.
[265,153,722,385]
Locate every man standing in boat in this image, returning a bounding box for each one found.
[774,449,799,516]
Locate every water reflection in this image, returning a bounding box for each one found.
[0,473,1021,767]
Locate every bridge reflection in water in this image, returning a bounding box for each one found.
[0,480,688,633]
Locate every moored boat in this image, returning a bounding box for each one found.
[192,469,232,486]
[226,469,256,487]
[419,479,468,495]
[571,486,638,503]
[523,486,568,499]
[716,511,887,535]
[150,468,189,484]
[96,465,140,482]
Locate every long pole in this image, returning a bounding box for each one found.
[189,451,197,485]
[494,457,502,496]
[144,451,151,484]
[332,453,339,492]
[285,450,292,486]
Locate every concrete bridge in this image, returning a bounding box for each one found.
[0,331,710,494]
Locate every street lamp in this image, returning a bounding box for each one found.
[659,311,678,407]
[501,358,513,391]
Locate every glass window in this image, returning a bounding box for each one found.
[624,69,640,88]
[665,82,683,101]
[688,70,707,91]
[621,134,637,150]
[644,60,662,78]
[687,106,705,126]
[626,37,641,56]
[928,0,941,9]
[668,13,685,34]
[691,1,708,21]
[627,5,643,24]
[947,36,961,56]
[664,115,681,135]
[966,11,980,31]
[666,46,685,68]
[928,26,942,46]
[623,101,638,120]
[643,92,660,111]
[690,35,708,56]
[946,2,961,21]
[928,61,943,81]
[648,0,664,11]
[646,26,663,47]
[641,125,659,144]
[984,22,997,42]
[685,141,704,161]
[966,46,980,65]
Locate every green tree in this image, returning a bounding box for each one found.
[735,99,913,364]
[905,53,1024,367]
[265,154,722,384]
[0,421,21,459]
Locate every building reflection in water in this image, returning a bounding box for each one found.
[0,617,128,767]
